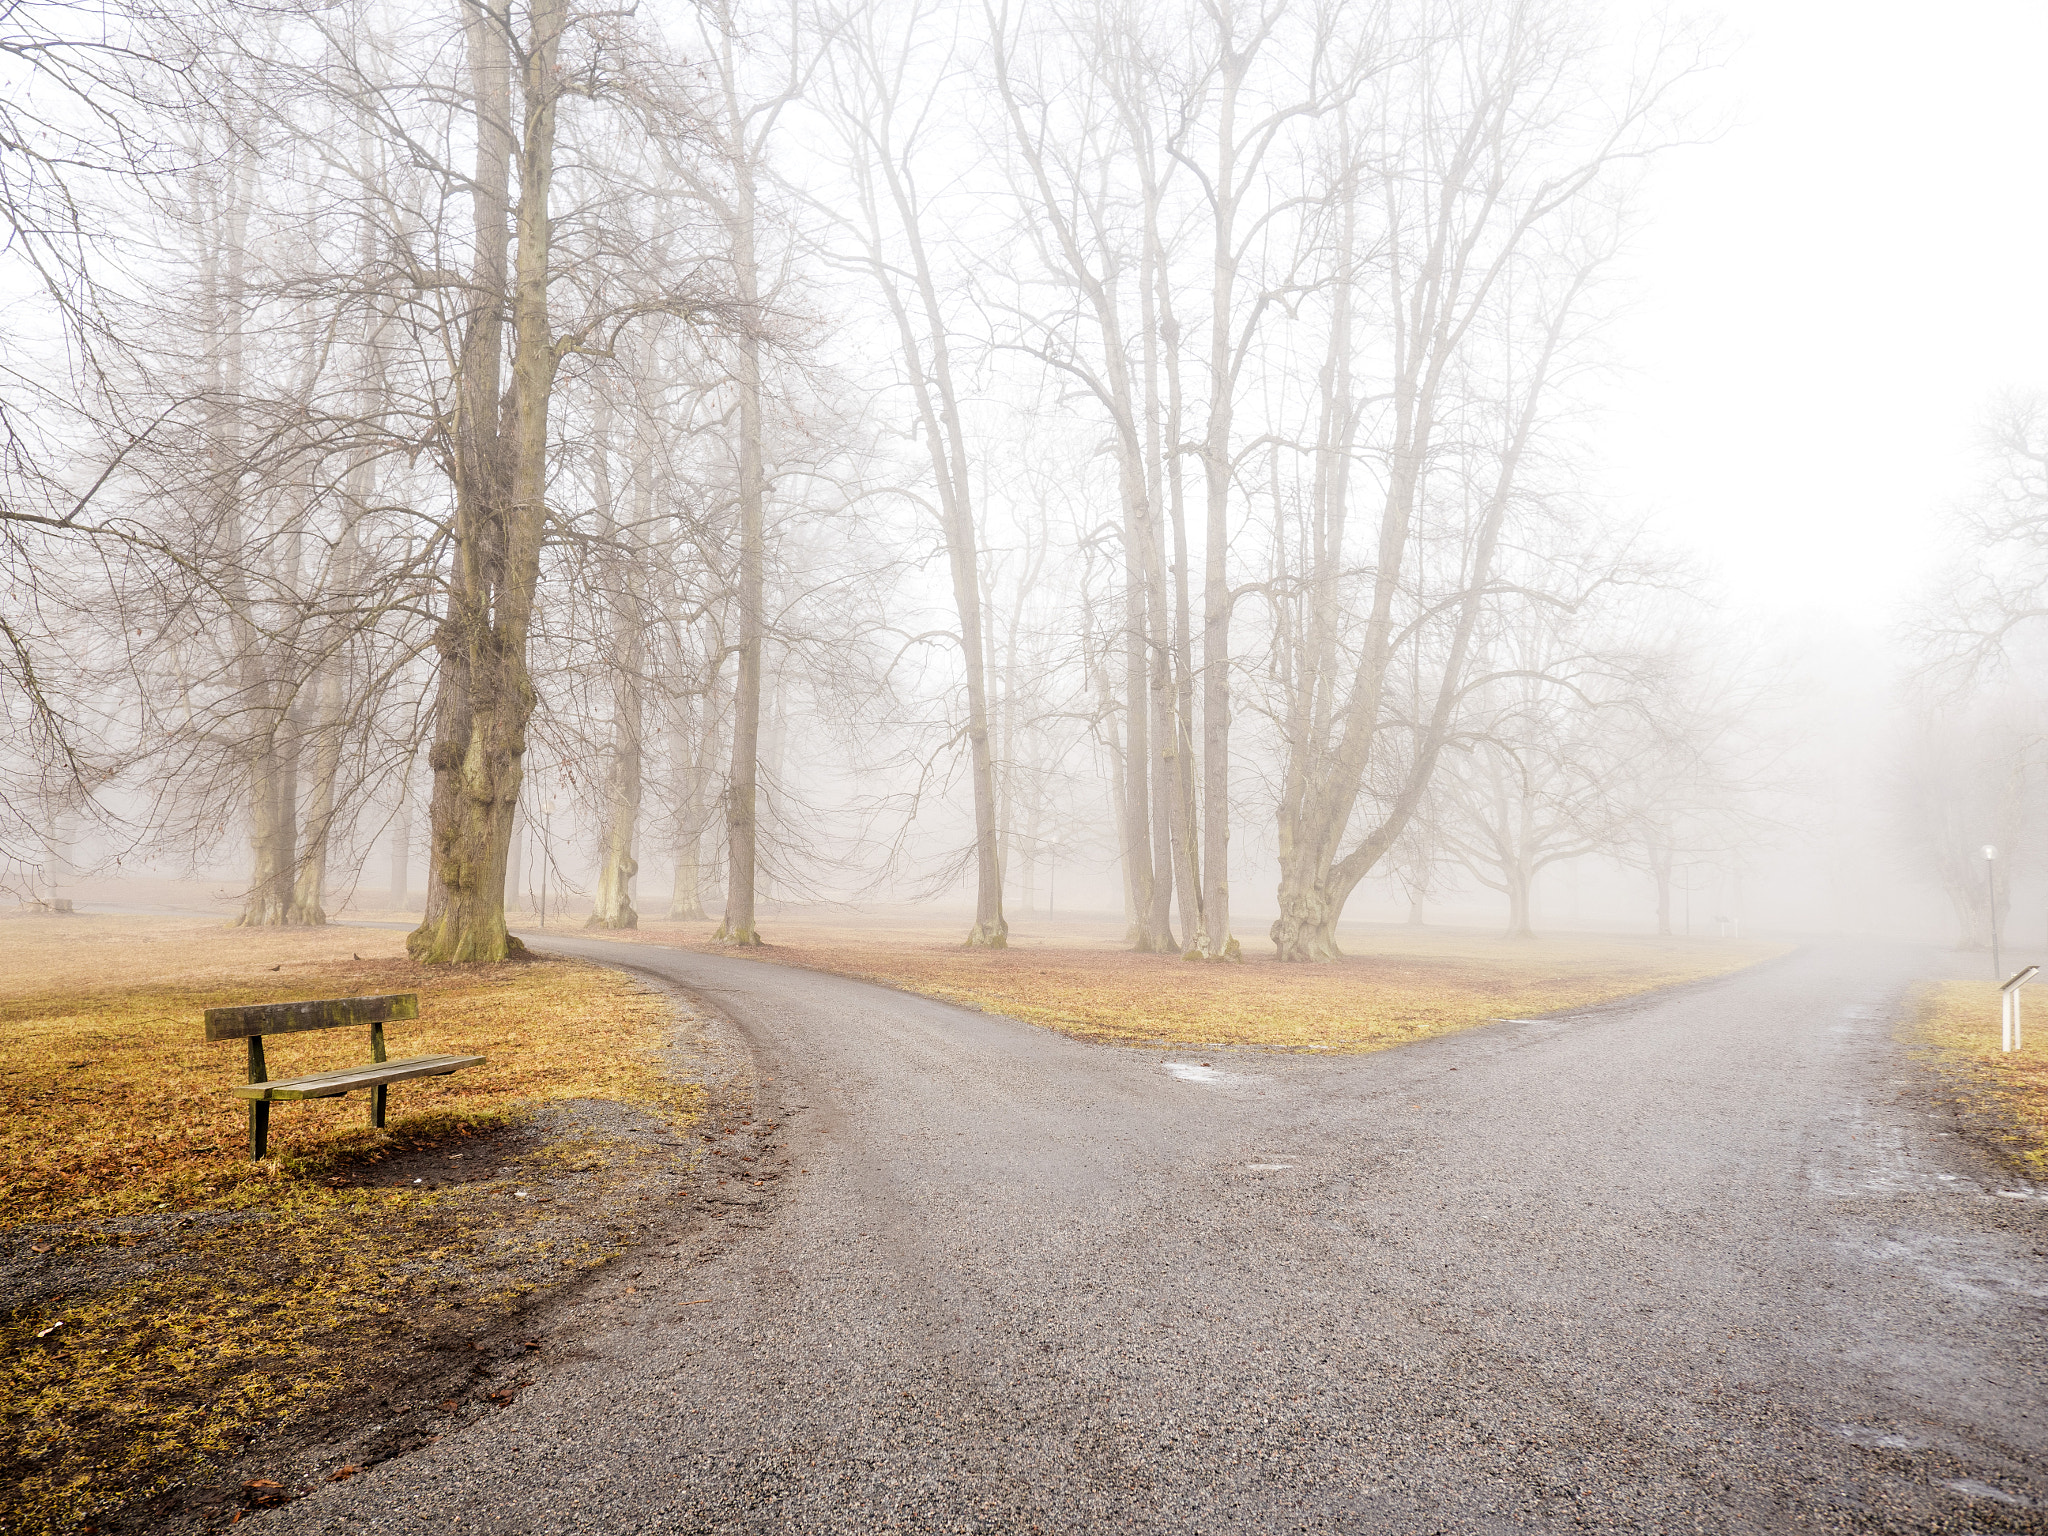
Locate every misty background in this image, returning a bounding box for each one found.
[3,0,2044,958]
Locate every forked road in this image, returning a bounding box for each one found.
[269,939,2047,1534]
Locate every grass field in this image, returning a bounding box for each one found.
[0,911,699,1534]
[599,912,1789,1052]
[1911,977,2048,1178]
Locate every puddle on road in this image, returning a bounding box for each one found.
[1851,1231,2048,1305]
[1944,1478,2037,1509]
[1830,1422,1929,1453]
[1806,1116,1986,1200]
[1164,1063,1223,1084]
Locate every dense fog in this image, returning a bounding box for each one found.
[4,0,2045,959]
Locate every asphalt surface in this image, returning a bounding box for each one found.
[261,937,2048,1534]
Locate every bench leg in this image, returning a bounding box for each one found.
[371,1083,387,1130]
[249,1100,270,1161]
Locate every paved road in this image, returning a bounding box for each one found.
[265,938,2047,1534]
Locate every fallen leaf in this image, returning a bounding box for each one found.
[242,1480,281,1491]
[328,1466,360,1482]
[438,1400,459,1413]
[35,1321,63,1339]
[30,1243,49,1254]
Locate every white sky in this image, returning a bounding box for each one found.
[1599,0,2048,624]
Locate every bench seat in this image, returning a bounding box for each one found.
[229,1053,486,1102]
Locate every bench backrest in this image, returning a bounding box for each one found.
[205,994,419,1042]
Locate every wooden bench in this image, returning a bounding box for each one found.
[204,993,484,1160]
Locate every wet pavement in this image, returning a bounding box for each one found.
[260,937,2048,1534]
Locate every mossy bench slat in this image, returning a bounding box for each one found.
[204,993,484,1159]
[205,993,420,1040]
[229,1053,486,1101]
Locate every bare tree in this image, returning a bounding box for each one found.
[1262,1,1690,960]
[1892,696,2030,951]
[585,395,648,928]
[405,0,728,959]
[812,0,1007,946]
[1438,599,1652,938]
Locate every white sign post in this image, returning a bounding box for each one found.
[2000,965,2038,1053]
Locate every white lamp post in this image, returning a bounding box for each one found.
[1984,845,2001,980]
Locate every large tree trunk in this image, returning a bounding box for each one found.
[1271,861,1349,963]
[951,494,1007,948]
[288,660,342,924]
[389,766,411,908]
[589,693,643,927]
[1164,404,1205,957]
[1083,592,1138,937]
[670,811,708,921]
[1142,529,1179,953]
[289,513,360,926]
[290,191,384,928]
[588,406,644,930]
[1195,9,1252,963]
[207,148,303,931]
[714,30,767,947]
[716,412,764,944]
[239,714,300,926]
[409,0,563,963]
[1121,492,1159,949]
[667,625,719,922]
[1506,858,1535,940]
[1137,137,1206,955]
[668,675,713,921]
[40,808,73,911]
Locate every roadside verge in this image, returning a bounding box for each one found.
[0,913,708,1536]
[1908,977,2048,1179]
[577,919,1789,1053]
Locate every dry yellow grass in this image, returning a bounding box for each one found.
[1910,977,2048,1178]
[0,912,694,1223]
[0,911,699,1533]
[606,913,1787,1051]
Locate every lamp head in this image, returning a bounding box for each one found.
[1985,844,1999,860]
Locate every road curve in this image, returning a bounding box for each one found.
[263,937,2047,1534]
